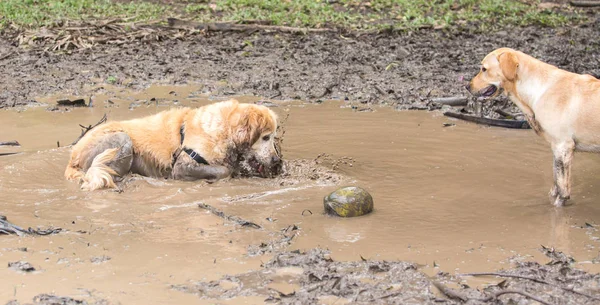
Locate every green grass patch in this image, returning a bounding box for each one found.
[0,0,166,28]
[0,0,584,32]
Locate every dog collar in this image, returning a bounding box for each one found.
[177,125,210,165]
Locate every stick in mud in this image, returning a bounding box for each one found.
[0,141,20,146]
[0,215,62,236]
[198,203,261,229]
[433,280,555,305]
[462,272,600,302]
[444,112,531,129]
[431,96,468,106]
[70,114,107,146]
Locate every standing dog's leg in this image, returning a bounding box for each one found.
[551,141,575,206]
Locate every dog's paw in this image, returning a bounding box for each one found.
[549,185,559,198]
[552,196,569,207]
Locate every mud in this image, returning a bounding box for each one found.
[1,19,599,111]
[174,248,600,305]
[2,13,600,303]
[2,89,600,304]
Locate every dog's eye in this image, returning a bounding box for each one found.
[481,67,487,72]
[262,135,270,141]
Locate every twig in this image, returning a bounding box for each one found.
[477,290,555,305]
[0,153,20,157]
[0,51,16,61]
[70,114,107,146]
[301,209,313,216]
[0,141,20,146]
[463,272,600,301]
[570,0,600,7]
[198,203,261,229]
[167,18,336,34]
[432,97,468,106]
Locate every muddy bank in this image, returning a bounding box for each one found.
[1,19,599,110]
[173,248,600,305]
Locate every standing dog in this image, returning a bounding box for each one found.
[466,47,600,206]
[65,100,282,191]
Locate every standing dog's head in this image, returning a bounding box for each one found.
[227,102,282,178]
[466,47,520,99]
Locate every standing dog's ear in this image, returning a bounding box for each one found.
[497,51,519,82]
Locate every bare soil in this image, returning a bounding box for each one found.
[2,10,600,305]
[0,17,599,113]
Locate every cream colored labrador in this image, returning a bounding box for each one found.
[467,47,600,206]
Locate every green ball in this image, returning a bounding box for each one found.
[324,186,374,217]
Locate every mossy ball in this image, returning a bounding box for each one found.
[324,186,373,217]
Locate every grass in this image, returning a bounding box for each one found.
[0,0,584,32]
[0,0,166,28]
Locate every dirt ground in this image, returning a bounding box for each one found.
[2,7,600,305]
[0,16,599,113]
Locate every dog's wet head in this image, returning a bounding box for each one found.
[465,48,519,100]
[228,104,283,178]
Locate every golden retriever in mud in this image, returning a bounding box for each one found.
[466,47,600,206]
[65,100,282,191]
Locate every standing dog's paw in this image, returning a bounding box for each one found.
[549,185,559,198]
[552,196,569,207]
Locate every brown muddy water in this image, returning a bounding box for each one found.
[1,85,600,304]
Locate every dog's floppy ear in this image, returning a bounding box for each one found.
[230,108,262,146]
[497,51,519,81]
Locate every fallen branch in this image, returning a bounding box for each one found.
[431,97,468,106]
[0,215,62,236]
[167,18,335,34]
[463,272,600,302]
[444,112,530,129]
[0,152,20,156]
[0,141,20,146]
[70,114,107,146]
[570,0,600,7]
[198,203,261,229]
[477,290,555,305]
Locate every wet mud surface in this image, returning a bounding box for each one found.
[2,13,600,304]
[174,248,600,305]
[2,94,600,304]
[1,19,599,112]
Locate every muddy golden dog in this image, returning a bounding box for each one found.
[466,47,600,206]
[65,100,282,191]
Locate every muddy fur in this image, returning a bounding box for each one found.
[65,100,282,190]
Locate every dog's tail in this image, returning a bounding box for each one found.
[80,148,119,191]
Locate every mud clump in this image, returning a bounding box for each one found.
[173,248,600,305]
[324,186,374,217]
[8,261,36,272]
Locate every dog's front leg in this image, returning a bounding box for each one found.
[551,141,575,206]
[171,159,231,182]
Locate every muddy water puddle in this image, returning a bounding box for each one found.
[1,85,600,304]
